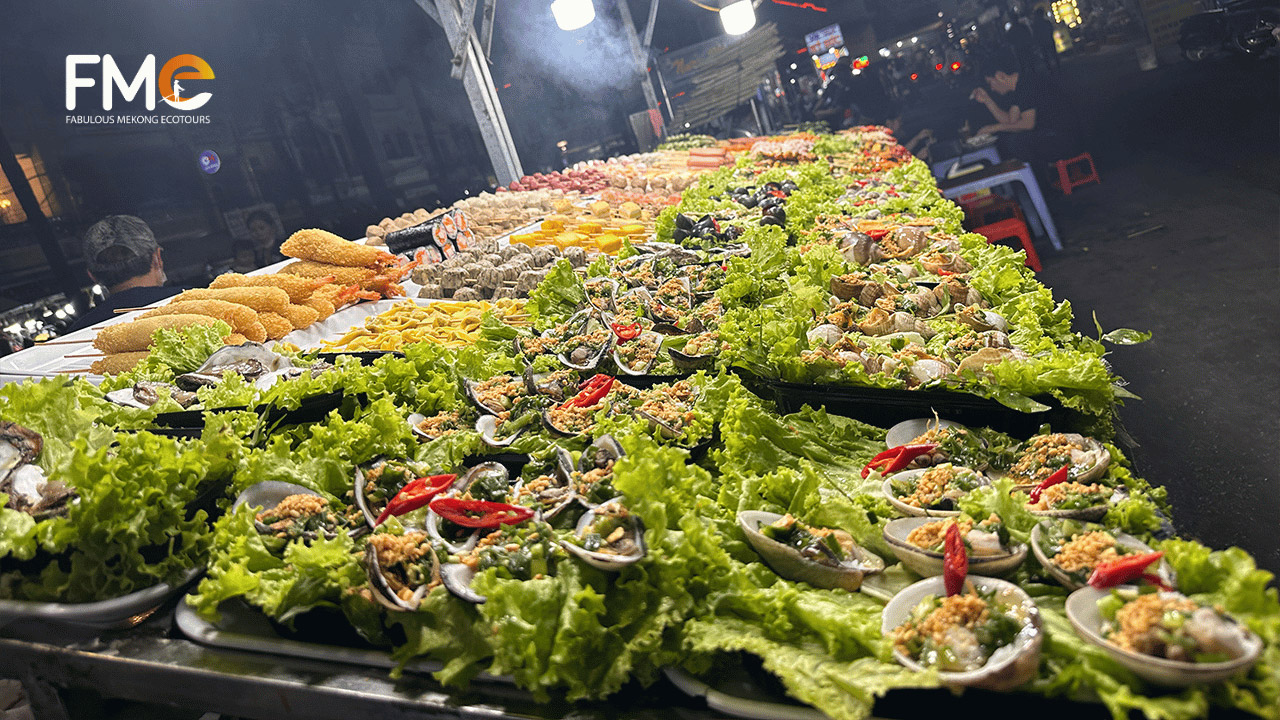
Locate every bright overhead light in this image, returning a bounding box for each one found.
[790,63,797,70]
[63,303,75,314]
[789,78,796,83]
[3,324,19,334]
[551,0,595,31]
[911,36,918,43]
[896,41,903,47]
[878,47,890,57]
[851,68,861,75]
[684,122,691,128]
[55,310,66,319]
[719,0,755,35]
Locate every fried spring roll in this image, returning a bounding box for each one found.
[93,315,221,354]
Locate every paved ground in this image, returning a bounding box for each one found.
[1025,46,1279,573]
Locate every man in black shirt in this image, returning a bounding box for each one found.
[969,50,1070,169]
[66,215,181,332]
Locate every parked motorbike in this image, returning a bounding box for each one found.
[1179,0,1280,60]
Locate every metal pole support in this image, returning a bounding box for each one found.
[413,0,523,186]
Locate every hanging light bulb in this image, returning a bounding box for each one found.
[551,0,595,31]
[719,0,755,35]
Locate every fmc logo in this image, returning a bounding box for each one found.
[66,54,214,111]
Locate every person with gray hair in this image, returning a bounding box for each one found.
[66,215,181,332]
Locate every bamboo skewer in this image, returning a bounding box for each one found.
[34,338,93,346]
[55,368,93,374]
[62,352,106,358]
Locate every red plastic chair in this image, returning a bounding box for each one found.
[961,194,1024,228]
[1051,153,1100,195]
[972,218,1043,272]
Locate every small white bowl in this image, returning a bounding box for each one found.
[1029,521,1174,591]
[1065,586,1263,686]
[881,575,1043,690]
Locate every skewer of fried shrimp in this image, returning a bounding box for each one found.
[93,315,223,354]
[140,300,267,343]
[209,272,331,303]
[280,228,399,269]
[279,260,378,286]
[173,286,290,314]
[90,351,150,375]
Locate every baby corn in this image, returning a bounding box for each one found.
[93,314,222,354]
[320,299,524,352]
[280,228,398,268]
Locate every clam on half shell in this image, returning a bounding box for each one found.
[1065,587,1263,686]
[1029,521,1174,591]
[881,575,1043,691]
[560,497,646,572]
[738,511,884,591]
[883,516,1026,578]
[881,467,991,518]
[884,417,966,449]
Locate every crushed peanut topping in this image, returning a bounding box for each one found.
[891,594,991,651]
[1027,481,1107,511]
[1108,593,1197,653]
[1051,531,1120,573]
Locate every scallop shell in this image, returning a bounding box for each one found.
[738,511,884,591]
[882,516,1027,578]
[1065,587,1262,686]
[882,575,1043,690]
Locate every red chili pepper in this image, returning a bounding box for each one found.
[429,498,534,528]
[1028,465,1071,504]
[937,269,957,276]
[711,217,722,233]
[769,189,787,198]
[861,443,938,478]
[565,374,615,408]
[865,227,891,240]
[610,321,641,341]
[944,523,967,597]
[375,474,457,526]
[1087,551,1166,589]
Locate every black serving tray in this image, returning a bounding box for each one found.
[752,376,1089,438]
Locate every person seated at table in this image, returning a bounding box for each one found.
[67,215,181,332]
[884,112,936,161]
[968,49,1069,174]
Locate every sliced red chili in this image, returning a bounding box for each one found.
[1028,465,1071,504]
[861,443,938,478]
[566,374,615,408]
[865,227,891,240]
[375,474,456,526]
[610,321,641,341]
[1087,551,1165,589]
[429,498,534,529]
[943,523,968,597]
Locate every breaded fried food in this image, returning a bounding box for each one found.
[90,351,150,375]
[210,273,329,303]
[141,300,266,342]
[313,282,377,310]
[280,260,377,286]
[279,303,320,329]
[174,286,290,314]
[280,228,398,269]
[258,311,293,340]
[223,333,249,345]
[301,296,336,321]
[93,315,222,354]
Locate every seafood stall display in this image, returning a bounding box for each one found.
[0,127,1276,720]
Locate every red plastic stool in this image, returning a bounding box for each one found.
[1050,153,1100,195]
[962,195,1024,228]
[972,218,1043,272]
